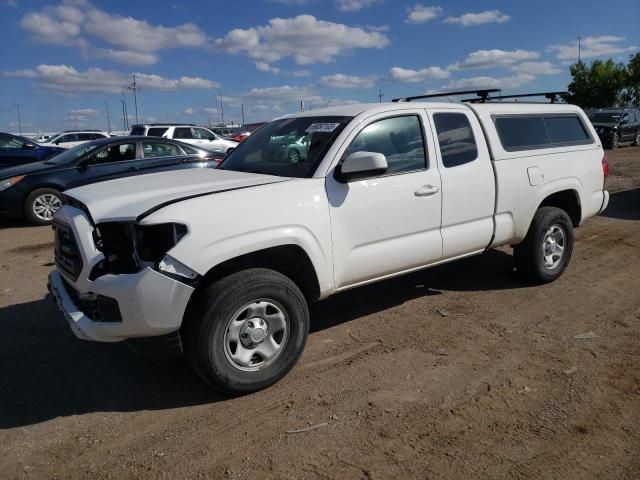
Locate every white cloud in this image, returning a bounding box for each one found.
[213,15,388,65]
[389,66,450,82]
[2,64,220,93]
[184,107,194,115]
[444,10,510,26]
[444,73,535,90]
[406,5,443,24]
[255,62,281,74]
[547,35,637,61]
[319,73,375,88]
[452,49,539,69]
[512,61,561,76]
[335,0,382,12]
[19,1,206,66]
[84,9,206,53]
[95,49,158,66]
[68,108,99,117]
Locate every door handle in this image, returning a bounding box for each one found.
[414,185,440,197]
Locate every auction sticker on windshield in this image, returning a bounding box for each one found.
[306,123,341,133]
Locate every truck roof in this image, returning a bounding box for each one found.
[281,101,585,120]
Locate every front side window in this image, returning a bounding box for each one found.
[193,128,216,140]
[58,134,79,144]
[86,143,136,165]
[174,128,193,139]
[142,142,182,158]
[433,113,478,168]
[219,116,352,178]
[343,115,426,174]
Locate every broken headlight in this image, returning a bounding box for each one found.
[90,222,188,279]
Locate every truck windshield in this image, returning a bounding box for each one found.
[218,116,352,178]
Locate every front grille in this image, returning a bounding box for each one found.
[53,221,83,281]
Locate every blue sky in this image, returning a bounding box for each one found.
[1,0,638,133]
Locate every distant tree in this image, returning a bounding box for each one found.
[564,59,627,108]
[621,52,640,107]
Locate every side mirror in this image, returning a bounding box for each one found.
[620,119,628,125]
[23,143,37,149]
[334,151,388,183]
[54,141,60,145]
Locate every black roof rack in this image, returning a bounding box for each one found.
[462,91,568,104]
[392,89,501,103]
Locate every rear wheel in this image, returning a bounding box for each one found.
[24,188,62,225]
[183,268,309,394]
[514,207,574,284]
[633,130,640,146]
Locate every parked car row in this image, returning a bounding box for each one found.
[130,123,238,154]
[0,136,224,225]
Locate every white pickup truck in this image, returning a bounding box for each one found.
[48,95,609,393]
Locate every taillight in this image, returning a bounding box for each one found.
[602,154,609,177]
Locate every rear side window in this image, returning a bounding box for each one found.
[130,127,146,136]
[495,115,592,151]
[142,141,182,158]
[545,117,589,143]
[147,127,168,137]
[433,113,478,168]
[495,117,549,150]
[174,128,193,139]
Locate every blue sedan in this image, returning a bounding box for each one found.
[0,132,65,168]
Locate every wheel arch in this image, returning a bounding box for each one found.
[197,244,322,302]
[537,189,582,227]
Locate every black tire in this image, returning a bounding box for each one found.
[633,130,640,146]
[183,268,309,394]
[24,188,62,226]
[514,207,574,284]
[610,132,620,149]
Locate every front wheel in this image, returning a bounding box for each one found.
[514,207,574,284]
[183,268,309,394]
[610,133,620,149]
[633,130,640,146]
[24,188,62,225]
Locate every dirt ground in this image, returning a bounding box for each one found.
[1,147,639,479]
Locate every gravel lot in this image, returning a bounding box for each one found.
[1,147,639,479]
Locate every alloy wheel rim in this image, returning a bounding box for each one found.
[33,194,61,221]
[223,299,289,372]
[541,224,566,270]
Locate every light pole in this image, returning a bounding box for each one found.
[121,90,129,130]
[378,88,384,103]
[127,75,140,124]
[241,103,245,126]
[212,86,224,126]
[105,101,111,132]
[577,36,582,63]
[14,104,23,135]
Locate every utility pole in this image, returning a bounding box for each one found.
[121,90,129,130]
[212,86,224,125]
[241,103,245,126]
[577,36,582,63]
[378,88,384,103]
[105,101,111,132]
[14,104,23,135]
[300,100,305,112]
[127,75,140,124]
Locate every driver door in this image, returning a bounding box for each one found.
[326,111,443,289]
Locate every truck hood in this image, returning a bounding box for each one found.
[63,168,291,223]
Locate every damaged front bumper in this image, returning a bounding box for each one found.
[48,206,194,343]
